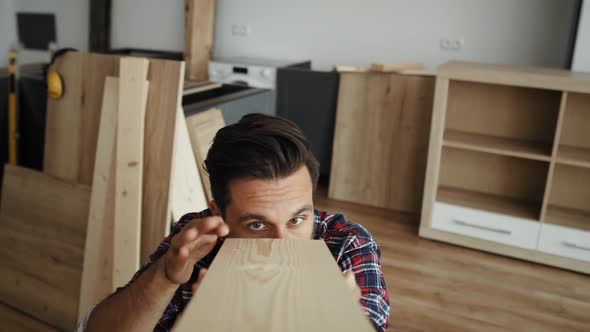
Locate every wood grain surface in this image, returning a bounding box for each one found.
[141,58,185,264]
[169,107,209,224]
[185,108,225,202]
[184,0,215,81]
[329,72,434,213]
[78,76,119,319]
[114,58,149,288]
[0,165,90,331]
[173,239,373,332]
[0,303,60,332]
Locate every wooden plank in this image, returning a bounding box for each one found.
[78,76,119,320]
[370,62,424,72]
[169,107,209,224]
[0,303,60,332]
[185,108,225,202]
[79,53,119,185]
[113,58,150,289]
[184,0,216,81]
[172,239,374,332]
[0,165,90,331]
[437,61,590,94]
[44,52,120,185]
[141,59,185,264]
[44,51,84,181]
[329,72,435,213]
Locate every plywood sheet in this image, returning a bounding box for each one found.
[172,239,373,332]
[185,108,225,202]
[78,76,119,320]
[141,59,185,264]
[169,107,209,224]
[43,51,84,182]
[329,72,435,213]
[184,0,216,81]
[114,58,149,288]
[0,303,60,332]
[0,165,90,331]
[44,52,119,185]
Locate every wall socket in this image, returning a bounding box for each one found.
[232,24,250,37]
[440,37,464,51]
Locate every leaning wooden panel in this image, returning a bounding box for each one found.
[184,0,216,81]
[141,59,185,264]
[79,53,120,185]
[173,239,373,331]
[43,51,84,182]
[185,108,225,202]
[78,76,119,320]
[114,58,150,288]
[0,165,90,331]
[169,107,209,224]
[0,302,60,332]
[329,72,435,213]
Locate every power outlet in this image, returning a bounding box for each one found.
[440,37,464,51]
[231,24,250,37]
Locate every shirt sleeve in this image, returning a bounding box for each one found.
[338,228,391,331]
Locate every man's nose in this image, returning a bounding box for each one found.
[272,227,289,239]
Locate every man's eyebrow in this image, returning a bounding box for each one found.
[237,213,270,224]
[292,204,313,217]
[236,204,313,224]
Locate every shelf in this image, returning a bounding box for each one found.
[544,205,590,232]
[443,130,552,161]
[437,186,541,220]
[556,145,590,168]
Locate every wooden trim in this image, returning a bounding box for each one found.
[184,0,216,81]
[437,61,590,94]
[78,76,119,320]
[168,107,209,224]
[113,58,150,289]
[540,92,569,223]
[419,78,449,234]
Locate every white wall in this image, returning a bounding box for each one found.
[213,0,578,70]
[111,0,185,51]
[0,0,17,67]
[0,0,88,67]
[572,1,590,71]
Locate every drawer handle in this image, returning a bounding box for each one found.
[452,219,512,235]
[562,241,590,252]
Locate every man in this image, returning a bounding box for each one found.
[80,114,390,331]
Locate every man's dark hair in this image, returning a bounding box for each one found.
[204,113,319,213]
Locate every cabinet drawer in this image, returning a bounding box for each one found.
[432,202,540,249]
[538,224,590,262]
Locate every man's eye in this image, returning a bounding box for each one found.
[289,217,304,226]
[248,221,266,231]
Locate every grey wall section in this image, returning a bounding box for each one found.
[213,0,578,70]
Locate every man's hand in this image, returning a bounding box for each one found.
[162,217,229,285]
[344,271,362,301]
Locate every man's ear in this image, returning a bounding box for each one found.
[209,200,222,216]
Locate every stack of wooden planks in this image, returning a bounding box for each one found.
[0,51,210,330]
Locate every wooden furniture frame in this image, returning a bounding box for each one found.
[420,61,590,274]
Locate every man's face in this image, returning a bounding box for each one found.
[213,165,315,239]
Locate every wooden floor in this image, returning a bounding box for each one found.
[314,189,590,332]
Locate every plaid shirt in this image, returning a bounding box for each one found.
[119,209,390,331]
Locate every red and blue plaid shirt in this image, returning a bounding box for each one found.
[122,209,390,331]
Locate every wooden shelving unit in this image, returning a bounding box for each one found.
[420,61,590,274]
